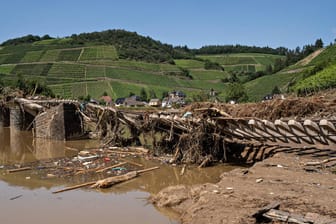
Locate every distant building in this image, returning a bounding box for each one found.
[124,95,146,107]
[115,98,125,106]
[263,94,273,101]
[162,90,186,108]
[100,95,113,106]
[149,98,161,107]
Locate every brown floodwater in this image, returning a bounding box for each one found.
[0,126,237,224]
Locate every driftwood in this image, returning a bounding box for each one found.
[180,165,187,176]
[198,156,212,168]
[52,181,97,194]
[127,146,149,154]
[92,166,159,188]
[304,157,336,166]
[263,209,312,224]
[252,201,281,219]
[120,159,143,167]
[52,167,159,193]
[194,107,232,117]
[91,171,138,188]
[7,167,32,173]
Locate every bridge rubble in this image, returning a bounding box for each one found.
[1,95,336,165]
[83,96,336,165]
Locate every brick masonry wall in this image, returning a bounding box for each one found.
[34,104,65,140]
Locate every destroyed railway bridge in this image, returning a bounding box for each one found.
[1,98,335,164]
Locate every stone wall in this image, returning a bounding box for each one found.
[34,104,65,140]
[34,103,83,140]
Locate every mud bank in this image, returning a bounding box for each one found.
[151,153,336,223]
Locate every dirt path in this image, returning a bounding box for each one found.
[297,48,325,66]
[151,153,336,223]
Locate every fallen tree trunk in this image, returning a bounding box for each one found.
[92,166,160,188]
[304,157,336,166]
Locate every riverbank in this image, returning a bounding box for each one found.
[151,153,336,223]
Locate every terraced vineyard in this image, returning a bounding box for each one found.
[79,46,118,61]
[0,36,288,100]
[197,53,284,72]
[244,45,336,101]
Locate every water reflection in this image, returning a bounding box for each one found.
[0,127,236,193]
[0,127,99,165]
[0,127,237,224]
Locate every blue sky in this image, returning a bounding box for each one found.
[1,0,335,49]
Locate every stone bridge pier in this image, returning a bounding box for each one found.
[1,98,84,141]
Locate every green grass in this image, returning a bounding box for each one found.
[11,63,53,76]
[86,66,106,78]
[21,50,45,63]
[33,38,73,46]
[48,63,85,79]
[2,53,25,64]
[57,49,81,61]
[190,70,229,80]
[198,55,257,65]
[197,53,284,73]
[294,63,336,93]
[104,67,182,87]
[79,46,118,61]
[310,45,336,65]
[81,59,180,73]
[50,83,74,98]
[39,49,61,62]
[0,64,15,74]
[0,54,9,64]
[174,59,205,69]
[245,72,304,101]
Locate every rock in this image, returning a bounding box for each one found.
[256,178,263,183]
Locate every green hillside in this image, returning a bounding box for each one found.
[244,44,336,101]
[0,30,301,101]
[197,53,283,72]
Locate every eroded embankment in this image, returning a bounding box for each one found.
[151,153,336,224]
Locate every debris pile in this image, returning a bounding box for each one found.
[3,146,159,193]
[80,94,336,167]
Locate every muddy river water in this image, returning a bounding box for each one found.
[0,126,237,224]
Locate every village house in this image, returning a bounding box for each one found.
[115,98,125,107]
[148,98,161,107]
[162,90,186,108]
[100,95,113,106]
[123,95,146,107]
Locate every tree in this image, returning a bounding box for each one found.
[224,83,248,102]
[139,88,148,101]
[265,64,273,75]
[315,38,324,49]
[204,60,224,71]
[149,89,157,99]
[0,79,4,93]
[273,58,286,73]
[162,91,169,99]
[271,85,281,95]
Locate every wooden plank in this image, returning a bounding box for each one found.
[263,209,312,224]
[7,167,32,173]
[52,181,97,194]
[252,201,281,218]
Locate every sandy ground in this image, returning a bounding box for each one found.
[151,153,336,223]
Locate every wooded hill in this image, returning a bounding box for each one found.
[0,29,334,102]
